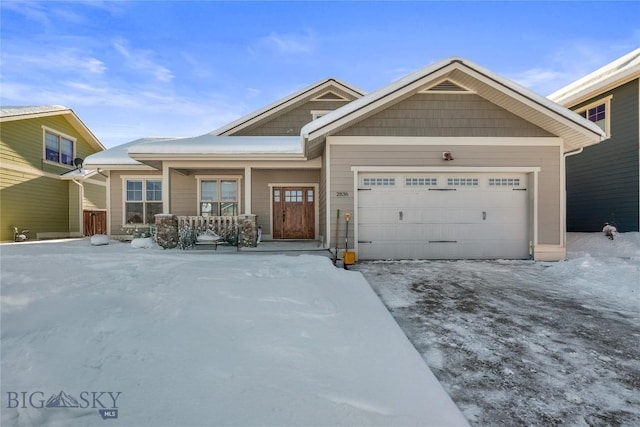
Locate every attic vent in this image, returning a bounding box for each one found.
[312,91,348,101]
[424,80,469,92]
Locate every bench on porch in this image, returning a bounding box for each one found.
[177,215,239,250]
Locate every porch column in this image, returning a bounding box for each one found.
[162,163,171,213]
[244,166,252,214]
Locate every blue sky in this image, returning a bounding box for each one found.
[1,1,638,148]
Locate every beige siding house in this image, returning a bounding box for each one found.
[0,106,107,242]
[85,58,605,260]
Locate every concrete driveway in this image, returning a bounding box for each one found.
[354,259,640,426]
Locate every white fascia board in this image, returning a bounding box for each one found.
[329,136,563,146]
[129,153,309,162]
[163,157,322,169]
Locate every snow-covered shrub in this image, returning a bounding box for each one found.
[178,224,198,250]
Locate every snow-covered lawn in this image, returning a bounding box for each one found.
[354,233,640,426]
[0,239,468,427]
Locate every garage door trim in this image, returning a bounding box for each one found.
[351,166,541,259]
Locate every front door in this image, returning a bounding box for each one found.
[272,187,315,239]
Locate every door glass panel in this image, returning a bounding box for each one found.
[274,190,280,202]
[307,190,314,202]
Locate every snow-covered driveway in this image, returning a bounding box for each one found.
[354,234,640,426]
[1,239,468,427]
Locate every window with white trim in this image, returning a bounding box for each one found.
[125,179,162,224]
[44,129,74,165]
[200,179,238,216]
[576,96,611,137]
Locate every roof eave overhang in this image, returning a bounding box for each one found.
[128,153,309,162]
[1,109,106,153]
[550,70,640,108]
[83,163,157,171]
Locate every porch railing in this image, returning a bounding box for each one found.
[176,215,238,232]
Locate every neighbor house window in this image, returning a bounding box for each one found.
[576,96,612,137]
[125,179,162,224]
[44,129,74,165]
[199,179,238,216]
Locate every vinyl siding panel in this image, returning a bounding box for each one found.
[0,168,70,241]
[83,179,107,210]
[329,143,561,248]
[252,169,320,236]
[236,101,351,136]
[170,171,198,216]
[337,93,554,138]
[566,79,639,231]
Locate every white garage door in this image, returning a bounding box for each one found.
[358,173,530,260]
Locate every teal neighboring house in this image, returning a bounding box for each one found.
[0,105,107,242]
[549,48,640,232]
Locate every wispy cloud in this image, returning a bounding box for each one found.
[2,48,107,75]
[250,30,316,55]
[508,41,640,95]
[113,38,174,82]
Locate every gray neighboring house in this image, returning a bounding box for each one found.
[549,48,640,232]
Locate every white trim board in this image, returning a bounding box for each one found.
[330,136,562,146]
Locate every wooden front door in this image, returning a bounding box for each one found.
[83,210,107,236]
[272,187,315,239]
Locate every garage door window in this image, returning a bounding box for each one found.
[447,177,478,187]
[363,177,396,187]
[489,178,521,187]
[405,177,438,186]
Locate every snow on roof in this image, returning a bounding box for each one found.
[84,137,175,167]
[302,57,605,142]
[548,48,640,105]
[85,134,303,168]
[128,134,303,155]
[0,105,70,118]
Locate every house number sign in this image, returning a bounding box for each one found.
[336,191,350,197]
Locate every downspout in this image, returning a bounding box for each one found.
[71,178,84,236]
[560,146,584,251]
